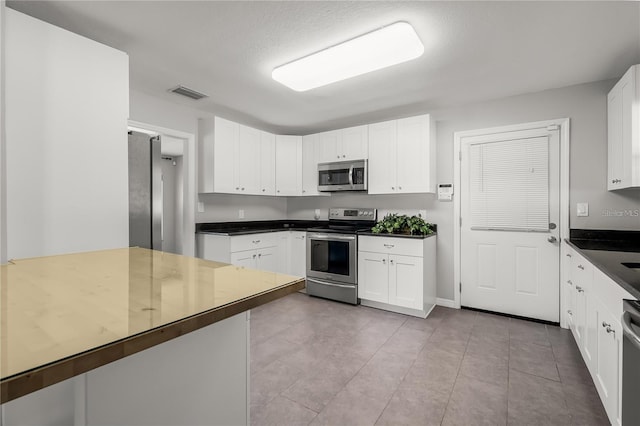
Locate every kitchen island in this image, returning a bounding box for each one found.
[0,247,305,425]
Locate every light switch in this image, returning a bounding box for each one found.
[197,202,205,213]
[238,209,245,219]
[314,209,321,220]
[418,210,427,218]
[577,203,589,217]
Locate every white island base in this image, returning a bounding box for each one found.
[2,312,250,426]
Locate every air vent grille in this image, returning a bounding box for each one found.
[169,85,208,100]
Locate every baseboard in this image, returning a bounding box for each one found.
[436,297,457,309]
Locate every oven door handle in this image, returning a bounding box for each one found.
[307,278,355,289]
[623,311,640,351]
[307,234,356,241]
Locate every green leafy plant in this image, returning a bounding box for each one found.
[371,214,435,236]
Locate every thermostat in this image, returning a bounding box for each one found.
[438,184,453,201]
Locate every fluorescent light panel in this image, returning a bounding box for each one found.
[272,22,424,92]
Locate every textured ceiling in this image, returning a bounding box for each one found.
[7,1,640,134]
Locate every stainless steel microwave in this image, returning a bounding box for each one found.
[317,159,367,192]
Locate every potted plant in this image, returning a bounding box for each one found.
[371,213,435,236]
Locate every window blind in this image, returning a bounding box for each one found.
[469,136,549,231]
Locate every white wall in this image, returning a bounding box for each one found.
[5,9,129,259]
[0,0,6,265]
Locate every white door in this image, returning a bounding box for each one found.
[275,135,302,196]
[460,125,560,322]
[259,131,276,195]
[340,125,368,161]
[256,246,278,272]
[318,130,339,162]
[301,134,320,196]
[388,254,422,309]
[358,252,389,303]
[230,250,256,269]
[238,124,261,194]
[367,120,397,195]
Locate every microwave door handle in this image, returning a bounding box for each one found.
[348,165,354,188]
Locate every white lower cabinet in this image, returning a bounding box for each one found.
[198,232,283,273]
[288,231,307,277]
[358,235,436,318]
[563,245,633,426]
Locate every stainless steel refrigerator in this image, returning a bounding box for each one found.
[128,131,162,250]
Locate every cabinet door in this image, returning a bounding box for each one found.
[230,249,256,269]
[388,255,423,310]
[288,231,307,277]
[301,134,321,196]
[237,124,261,194]
[318,130,340,163]
[213,117,239,194]
[358,252,389,303]
[595,306,621,424]
[368,120,397,194]
[584,287,600,371]
[607,79,625,190]
[256,246,278,273]
[396,114,433,193]
[563,249,574,328]
[572,253,591,346]
[275,135,303,196]
[340,125,368,161]
[260,131,276,195]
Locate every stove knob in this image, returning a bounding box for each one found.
[358,210,363,216]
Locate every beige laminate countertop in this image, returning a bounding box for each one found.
[0,247,305,403]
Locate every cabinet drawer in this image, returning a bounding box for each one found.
[358,236,423,257]
[230,233,277,252]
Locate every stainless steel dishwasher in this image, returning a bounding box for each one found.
[622,299,640,425]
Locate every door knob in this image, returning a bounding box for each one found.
[547,236,557,243]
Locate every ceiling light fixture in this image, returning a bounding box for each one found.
[272,21,424,92]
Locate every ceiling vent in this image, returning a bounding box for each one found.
[169,85,208,100]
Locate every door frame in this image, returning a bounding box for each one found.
[128,120,196,257]
[453,118,570,321]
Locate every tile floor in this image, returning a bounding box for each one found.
[249,293,609,426]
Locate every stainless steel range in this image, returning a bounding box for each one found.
[306,207,377,304]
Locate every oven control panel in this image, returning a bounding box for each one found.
[329,208,377,221]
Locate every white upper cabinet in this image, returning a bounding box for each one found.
[237,124,261,194]
[301,134,322,196]
[608,64,640,190]
[200,117,276,195]
[275,135,303,196]
[318,125,368,163]
[259,131,276,195]
[210,116,238,194]
[368,114,436,194]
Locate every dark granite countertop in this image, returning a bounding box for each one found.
[566,229,640,300]
[196,220,330,236]
[357,231,437,240]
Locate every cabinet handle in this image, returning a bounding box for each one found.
[253,240,260,244]
[382,258,386,264]
[567,280,573,285]
[252,254,256,259]
[302,190,306,193]
[262,189,265,192]
[258,253,262,258]
[383,244,395,249]
[390,259,394,265]
[242,187,245,191]
[602,321,611,328]
[576,286,584,293]
[577,265,584,270]
[301,236,305,239]
[337,155,340,159]
[567,310,573,316]
[606,326,615,335]
[277,190,280,193]
[236,187,239,190]
[612,179,621,184]
[342,155,346,158]
[391,186,395,190]
[398,186,402,190]
[566,253,572,257]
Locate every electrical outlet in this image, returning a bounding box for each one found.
[238,209,245,219]
[418,210,427,218]
[577,203,589,217]
[197,202,205,213]
[314,209,321,220]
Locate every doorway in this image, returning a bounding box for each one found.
[128,121,196,256]
[453,119,570,323]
